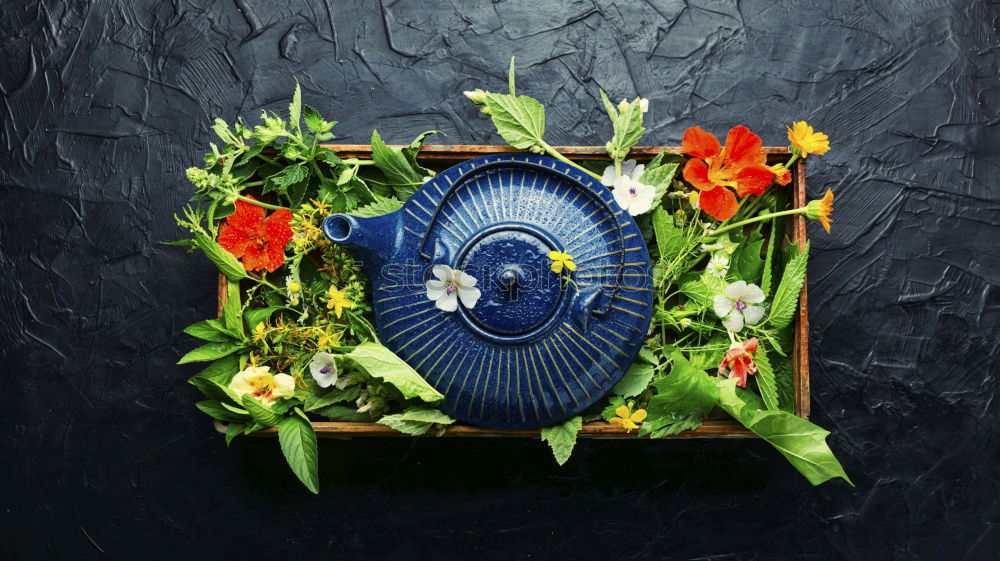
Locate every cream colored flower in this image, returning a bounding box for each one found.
[229,365,295,407]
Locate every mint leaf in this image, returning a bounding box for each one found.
[716,378,852,486]
[642,352,719,437]
[540,415,583,466]
[353,196,403,218]
[768,241,810,330]
[178,341,244,364]
[402,130,440,178]
[753,343,780,411]
[612,361,654,398]
[278,414,320,493]
[484,93,545,149]
[264,164,308,193]
[302,105,335,138]
[194,232,247,281]
[377,407,456,436]
[346,342,443,402]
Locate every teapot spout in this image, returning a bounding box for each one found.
[322,211,401,271]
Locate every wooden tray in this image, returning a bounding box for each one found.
[216,145,809,439]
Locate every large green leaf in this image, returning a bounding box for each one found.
[345,343,443,402]
[540,415,583,466]
[732,231,765,285]
[222,279,244,337]
[194,232,247,281]
[178,341,244,364]
[377,407,456,436]
[278,414,320,494]
[195,400,249,423]
[243,306,284,330]
[679,280,714,310]
[768,241,810,330]
[183,319,234,342]
[611,362,654,398]
[716,378,852,486]
[304,386,362,412]
[370,130,424,200]
[402,130,440,178]
[651,207,685,261]
[241,395,282,426]
[353,196,403,218]
[642,352,719,437]
[640,161,679,208]
[485,93,545,149]
[753,343,780,411]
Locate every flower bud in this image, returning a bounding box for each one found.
[463,89,489,105]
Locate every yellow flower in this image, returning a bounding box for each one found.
[609,404,647,432]
[326,285,355,318]
[805,188,835,233]
[688,191,700,209]
[787,121,830,157]
[288,281,300,293]
[228,365,295,408]
[252,321,267,342]
[549,251,577,275]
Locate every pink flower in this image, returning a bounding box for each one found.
[718,337,759,387]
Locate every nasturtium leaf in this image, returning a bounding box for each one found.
[716,378,852,486]
[641,352,719,437]
[178,341,244,364]
[194,232,247,281]
[278,414,320,494]
[612,362,655,398]
[484,93,545,149]
[345,343,443,402]
[769,241,810,330]
[540,415,583,466]
[377,407,456,436]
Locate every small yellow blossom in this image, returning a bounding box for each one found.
[228,365,295,408]
[688,191,700,209]
[326,285,355,318]
[288,281,300,293]
[252,321,267,342]
[609,404,647,432]
[787,121,830,157]
[548,251,577,275]
[679,318,692,329]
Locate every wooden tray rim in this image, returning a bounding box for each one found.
[214,144,810,439]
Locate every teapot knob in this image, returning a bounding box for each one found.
[497,265,523,298]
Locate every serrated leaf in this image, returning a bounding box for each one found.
[484,93,545,149]
[346,342,443,402]
[371,130,424,200]
[402,130,440,177]
[753,343,779,411]
[241,395,282,426]
[178,341,244,364]
[679,280,714,310]
[651,207,685,261]
[377,407,456,436]
[769,241,810,330]
[716,378,852,486]
[612,362,654,398]
[774,356,796,413]
[353,196,403,218]
[540,415,583,466]
[189,374,240,404]
[640,161,679,208]
[603,95,645,160]
[194,232,247,281]
[192,354,241,384]
[312,404,372,421]
[278,415,320,493]
[288,81,302,130]
[761,218,784,296]
[225,421,246,446]
[303,105,334,134]
[264,165,308,192]
[641,352,719,437]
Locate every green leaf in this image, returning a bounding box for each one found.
[371,129,423,183]
[540,415,583,466]
[189,373,240,404]
[761,218,784,296]
[345,343,443,402]
[264,164,308,193]
[196,400,250,422]
[304,386,362,412]
[732,232,765,285]
[302,105,335,136]
[192,354,241,384]
[183,319,234,342]
[612,362,654,398]
[601,90,645,161]
[651,207,685,261]
[774,355,796,413]
[288,81,302,130]
[484,93,545,149]
[716,378,852,486]
[402,130,440,178]
[679,280,714,310]
[769,241,810,330]
[507,56,517,95]
[312,405,372,421]
[754,343,780,411]
[222,279,244,337]
[194,232,247,281]
[642,352,719,437]
[640,161,679,208]
[225,421,246,446]
[241,395,282,426]
[353,196,403,218]
[178,341,244,364]
[377,406,456,436]
[243,306,284,330]
[278,415,320,493]
[600,395,627,421]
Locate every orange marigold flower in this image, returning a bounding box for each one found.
[681,125,775,221]
[218,198,293,272]
[805,188,835,233]
[787,121,829,157]
[768,163,792,186]
[719,337,759,388]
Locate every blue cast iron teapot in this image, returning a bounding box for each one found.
[322,153,653,429]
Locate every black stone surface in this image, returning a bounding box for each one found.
[2,1,998,559]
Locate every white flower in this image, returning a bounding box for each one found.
[706,255,730,278]
[639,98,649,113]
[285,276,301,305]
[714,281,766,332]
[601,160,655,216]
[308,352,338,388]
[228,365,295,407]
[425,264,481,312]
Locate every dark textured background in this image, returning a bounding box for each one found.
[2,1,998,559]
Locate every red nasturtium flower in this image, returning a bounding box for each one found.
[718,337,759,388]
[218,198,293,272]
[681,126,775,221]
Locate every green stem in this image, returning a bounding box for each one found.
[538,140,603,181]
[234,193,288,211]
[341,158,376,166]
[257,154,282,167]
[710,208,805,236]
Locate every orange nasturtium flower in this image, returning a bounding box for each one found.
[787,121,830,157]
[218,197,293,272]
[681,126,776,221]
[609,404,647,432]
[805,188,835,233]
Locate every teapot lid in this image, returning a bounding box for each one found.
[366,154,653,429]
